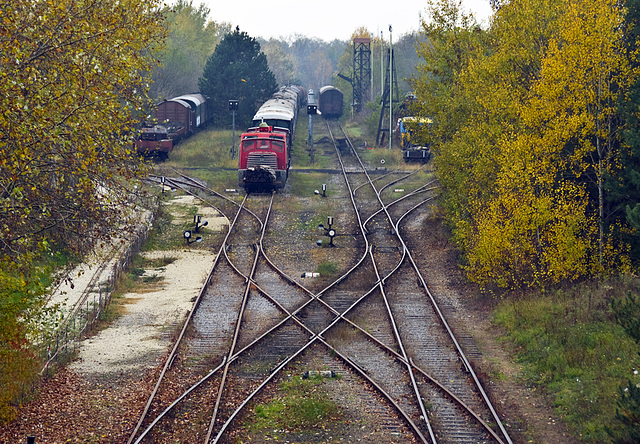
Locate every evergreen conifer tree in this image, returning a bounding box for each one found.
[199,27,278,127]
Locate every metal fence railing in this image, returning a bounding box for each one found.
[41,202,157,373]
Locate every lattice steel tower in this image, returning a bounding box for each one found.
[352,37,371,112]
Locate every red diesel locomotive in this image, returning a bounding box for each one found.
[238,85,305,190]
[238,123,289,190]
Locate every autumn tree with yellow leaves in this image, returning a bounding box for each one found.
[0,0,166,422]
[414,0,639,288]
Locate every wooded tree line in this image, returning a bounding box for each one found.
[151,1,345,101]
[154,2,423,125]
[413,0,640,289]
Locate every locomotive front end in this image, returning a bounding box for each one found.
[238,124,289,191]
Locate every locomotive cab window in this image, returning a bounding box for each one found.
[271,140,284,152]
[140,133,158,141]
[242,140,256,152]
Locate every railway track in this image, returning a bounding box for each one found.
[127,183,312,442]
[127,123,513,442]
[323,118,512,443]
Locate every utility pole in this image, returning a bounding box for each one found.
[380,30,384,98]
[370,33,374,99]
[389,25,393,150]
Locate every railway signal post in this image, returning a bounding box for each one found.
[229,100,239,159]
[307,89,317,164]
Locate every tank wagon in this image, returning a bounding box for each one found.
[318,85,343,118]
[136,93,210,159]
[239,86,305,190]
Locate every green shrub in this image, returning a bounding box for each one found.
[316,261,337,276]
[611,292,640,344]
[0,256,52,423]
[606,380,640,443]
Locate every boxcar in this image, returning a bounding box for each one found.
[319,86,343,118]
[171,94,209,129]
[137,93,211,158]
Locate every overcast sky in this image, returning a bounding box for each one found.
[199,0,494,42]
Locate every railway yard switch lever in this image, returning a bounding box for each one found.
[313,183,327,197]
[194,215,208,232]
[317,216,336,246]
[183,230,202,245]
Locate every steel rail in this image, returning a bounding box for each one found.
[142,176,426,443]
[164,174,279,287]
[250,262,503,443]
[394,197,514,444]
[42,245,119,373]
[168,170,263,223]
[375,164,426,195]
[213,238,506,444]
[128,180,373,441]
[156,174,233,223]
[211,244,429,444]
[201,189,397,441]
[135,177,496,443]
[132,359,228,444]
[339,123,513,444]
[130,187,283,444]
[134,254,504,444]
[362,182,438,229]
[212,327,430,444]
[161,174,270,285]
[367,242,436,442]
[204,192,274,443]
[131,178,376,441]
[141,167,507,442]
[191,136,505,443]
[127,183,237,444]
[352,168,405,196]
[129,178,277,443]
[206,126,437,442]
[386,195,509,444]
[326,119,436,441]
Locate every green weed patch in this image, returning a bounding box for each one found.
[494,279,640,442]
[245,374,340,438]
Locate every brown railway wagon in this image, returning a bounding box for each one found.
[155,93,209,134]
[155,98,194,134]
[319,85,343,118]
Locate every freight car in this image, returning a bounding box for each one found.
[136,93,210,158]
[239,86,305,190]
[318,85,343,118]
